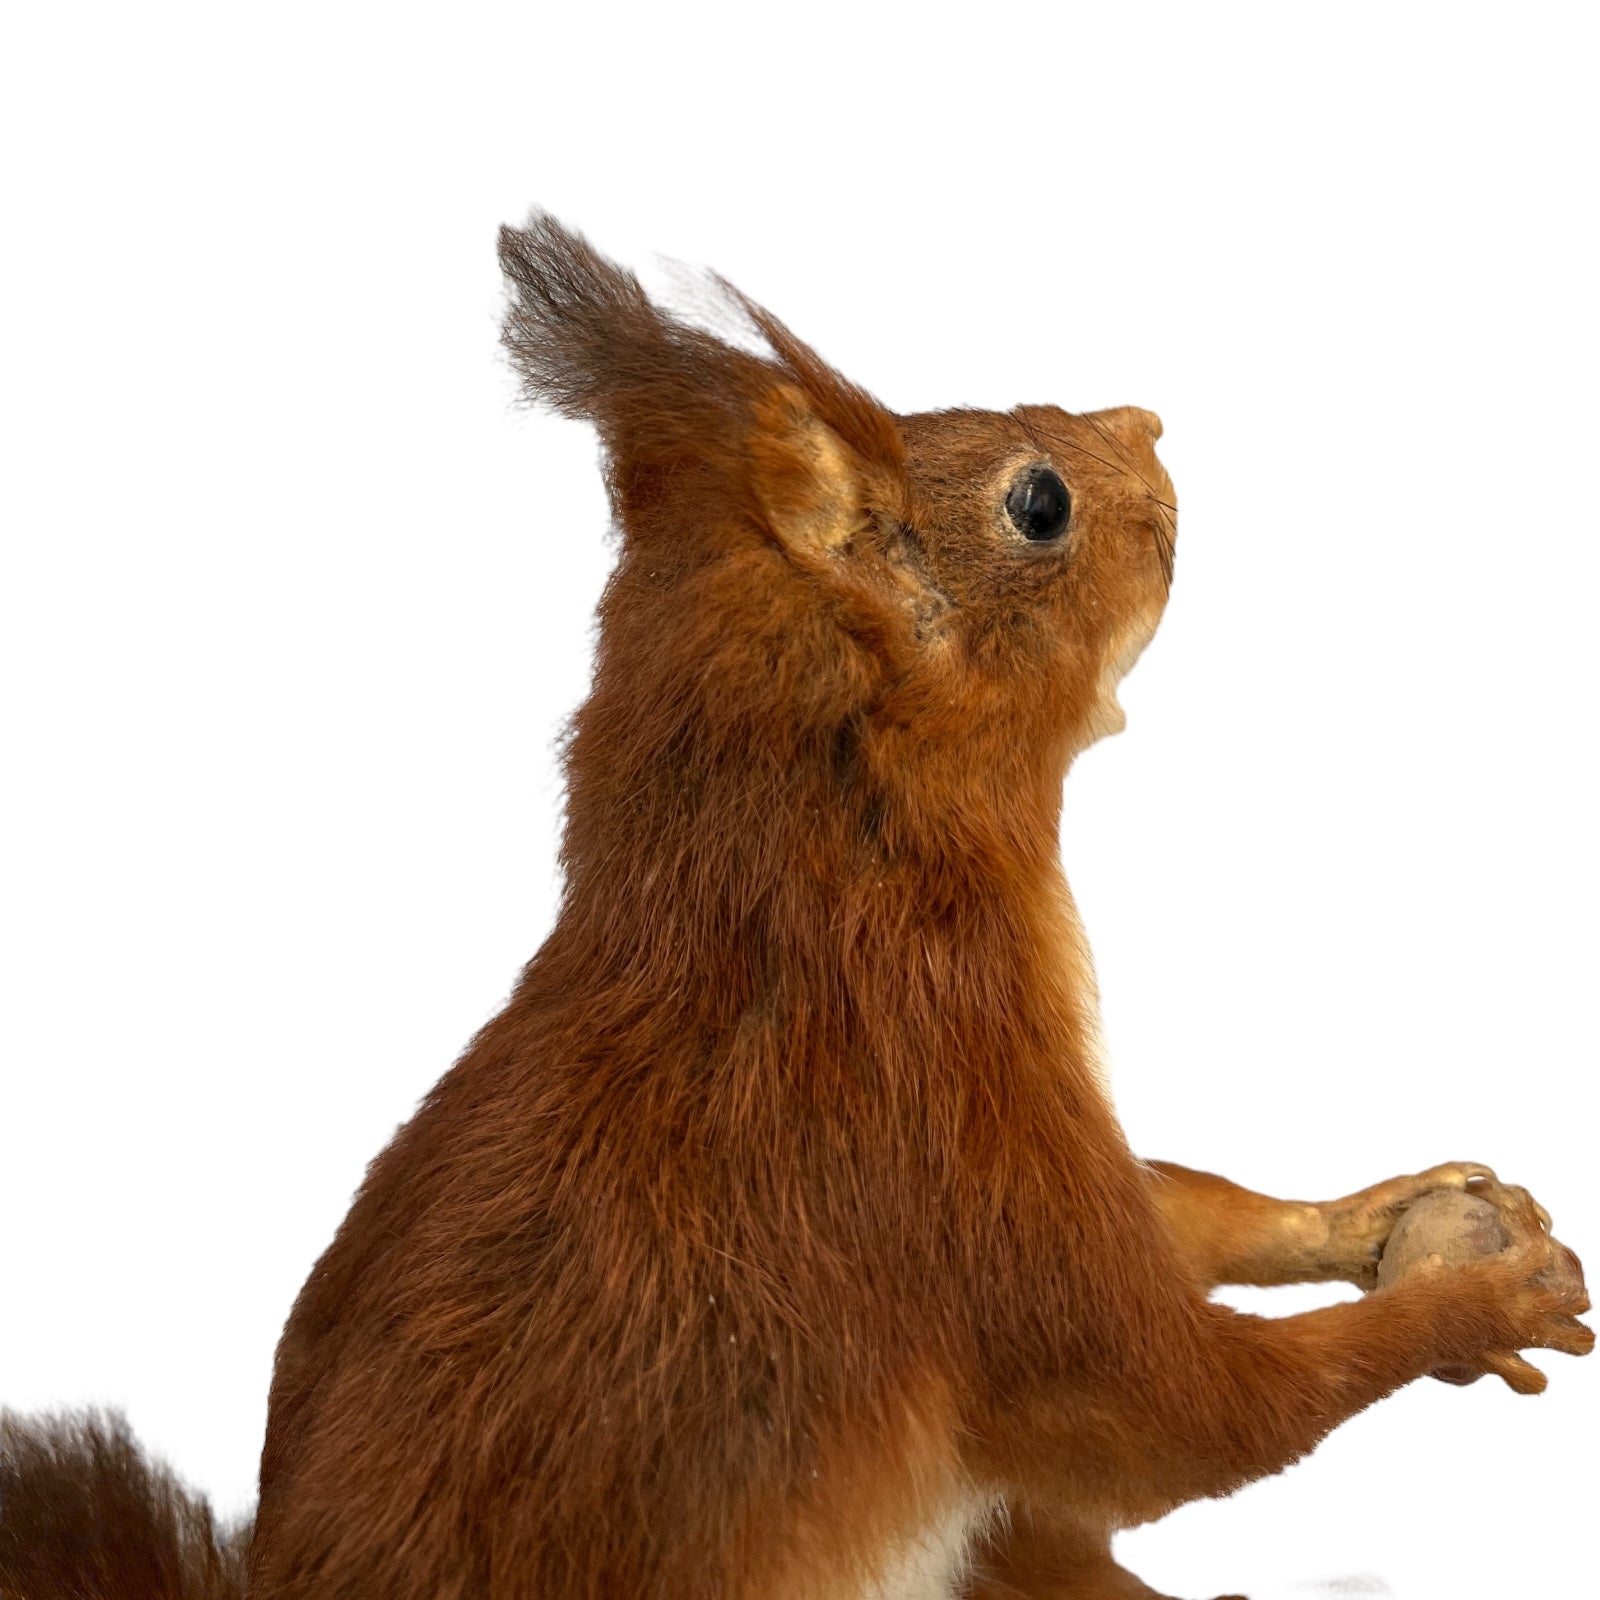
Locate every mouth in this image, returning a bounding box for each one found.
[1081,609,1162,748]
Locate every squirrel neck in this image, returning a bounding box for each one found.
[502,542,1111,1106]
[516,686,1105,1108]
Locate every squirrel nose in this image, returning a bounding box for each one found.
[1087,405,1163,445]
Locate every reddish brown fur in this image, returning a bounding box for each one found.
[1,215,1589,1600]
[0,1410,250,1599]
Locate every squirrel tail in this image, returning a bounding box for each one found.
[0,1407,251,1600]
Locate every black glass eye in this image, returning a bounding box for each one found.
[1005,465,1071,542]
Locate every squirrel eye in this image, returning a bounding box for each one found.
[1005,465,1071,542]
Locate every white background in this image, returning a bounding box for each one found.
[2,5,1595,1597]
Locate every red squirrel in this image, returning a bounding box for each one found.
[1,214,1590,1600]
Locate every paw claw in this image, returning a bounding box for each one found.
[1551,1317,1595,1358]
[1489,1351,1548,1394]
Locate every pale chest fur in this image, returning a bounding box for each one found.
[858,1495,1000,1599]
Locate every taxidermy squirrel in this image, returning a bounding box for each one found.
[1,214,1591,1600]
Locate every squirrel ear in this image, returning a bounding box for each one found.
[499,212,907,549]
[748,385,865,556]
[733,291,909,552]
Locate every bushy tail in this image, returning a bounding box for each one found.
[0,1408,251,1600]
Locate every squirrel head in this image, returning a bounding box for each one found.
[499,216,1175,879]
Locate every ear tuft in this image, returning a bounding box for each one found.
[498,212,907,546]
[498,214,657,421]
[499,212,738,442]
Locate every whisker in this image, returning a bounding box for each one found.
[1078,414,1168,504]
